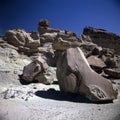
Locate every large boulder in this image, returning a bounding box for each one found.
[22,56,54,84]
[87,56,106,73]
[57,47,118,102]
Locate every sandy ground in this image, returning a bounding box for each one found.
[0,81,120,120]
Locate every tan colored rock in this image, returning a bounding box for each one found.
[82,27,120,55]
[57,47,118,102]
[53,37,81,51]
[5,29,40,52]
[22,56,50,84]
[5,29,26,47]
[87,56,106,73]
[104,68,120,79]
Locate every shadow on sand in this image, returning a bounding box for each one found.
[35,88,113,104]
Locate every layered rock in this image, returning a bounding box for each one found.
[4,29,40,55]
[82,27,120,55]
[57,47,117,101]
[104,68,120,79]
[87,56,106,73]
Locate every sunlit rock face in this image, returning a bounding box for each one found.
[57,47,118,102]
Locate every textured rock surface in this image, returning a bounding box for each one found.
[4,29,40,55]
[57,47,117,101]
[82,27,120,54]
[22,56,49,83]
[104,68,120,79]
[87,56,106,73]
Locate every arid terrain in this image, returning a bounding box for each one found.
[0,20,120,120]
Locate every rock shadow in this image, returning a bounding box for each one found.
[19,74,38,85]
[35,89,113,104]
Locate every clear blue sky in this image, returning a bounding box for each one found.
[0,0,120,36]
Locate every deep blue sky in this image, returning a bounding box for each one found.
[0,0,120,36]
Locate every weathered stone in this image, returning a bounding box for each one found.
[87,56,106,73]
[38,20,50,28]
[35,67,57,84]
[40,32,57,43]
[5,29,40,52]
[5,29,26,47]
[29,32,39,40]
[91,46,102,55]
[80,42,97,57]
[82,27,120,55]
[53,37,81,51]
[0,46,31,87]
[104,68,120,79]
[105,58,117,68]
[22,56,51,84]
[57,47,117,101]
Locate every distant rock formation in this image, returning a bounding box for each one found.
[4,29,40,55]
[81,26,120,55]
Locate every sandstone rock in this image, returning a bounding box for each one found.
[22,56,54,84]
[53,37,81,51]
[91,46,102,55]
[29,32,39,40]
[40,32,57,43]
[5,29,40,54]
[82,27,120,55]
[87,56,106,73]
[0,37,18,50]
[104,68,120,79]
[105,58,117,68]
[80,42,97,57]
[57,47,117,101]
[0,46,31,87]
[5,29,26,47]
[35,67,57,84]
[38,19,50,28]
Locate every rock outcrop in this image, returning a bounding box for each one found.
[87,56,106,73]
[82,27,120,55]
[4,29,40,55]
[57,47,117,101]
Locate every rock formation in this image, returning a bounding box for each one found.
[57,47,118,101]
[87,56,106,73]
[81,26,120,55]
[4,29,40,55]
[22,56,54,84]
[0,19,120,103]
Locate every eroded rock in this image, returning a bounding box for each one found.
[53,37,81,51]
[22,56,54,84]
[87,56,106,73]
[57,47,118,102]
[4,29,40,55]
[82,27,120,55]
[104,68,120,79]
